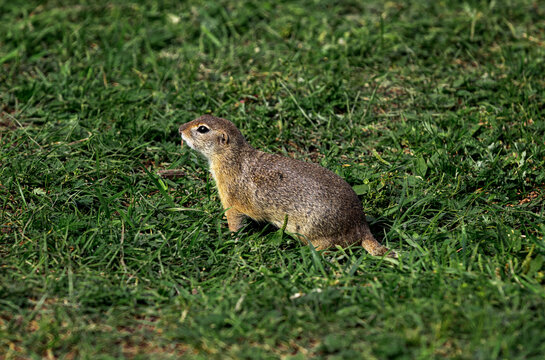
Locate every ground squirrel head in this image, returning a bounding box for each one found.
[179,115,247,161]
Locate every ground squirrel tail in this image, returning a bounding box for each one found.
[361,231,397,258]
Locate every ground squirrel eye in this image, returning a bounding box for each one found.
[196,125,209,134]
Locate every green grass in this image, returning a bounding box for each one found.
[1,0,545,358]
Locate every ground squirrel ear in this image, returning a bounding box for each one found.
[219,131,229,145]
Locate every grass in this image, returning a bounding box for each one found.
[1,0,544,358]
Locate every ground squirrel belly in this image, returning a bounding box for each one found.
[179,115,395,257]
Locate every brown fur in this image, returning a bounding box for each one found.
[179,115,396,257]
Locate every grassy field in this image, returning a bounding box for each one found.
[1,0,545,358]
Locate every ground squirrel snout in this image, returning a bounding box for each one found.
[179,115,396,257]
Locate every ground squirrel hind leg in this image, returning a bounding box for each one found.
[225,208,246,232]
[307,237,336,251]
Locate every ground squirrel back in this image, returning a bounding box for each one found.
[179,115,395,257]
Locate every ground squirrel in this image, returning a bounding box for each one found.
[178,115,395,257]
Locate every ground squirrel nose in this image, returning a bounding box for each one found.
[178,125,185,147]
